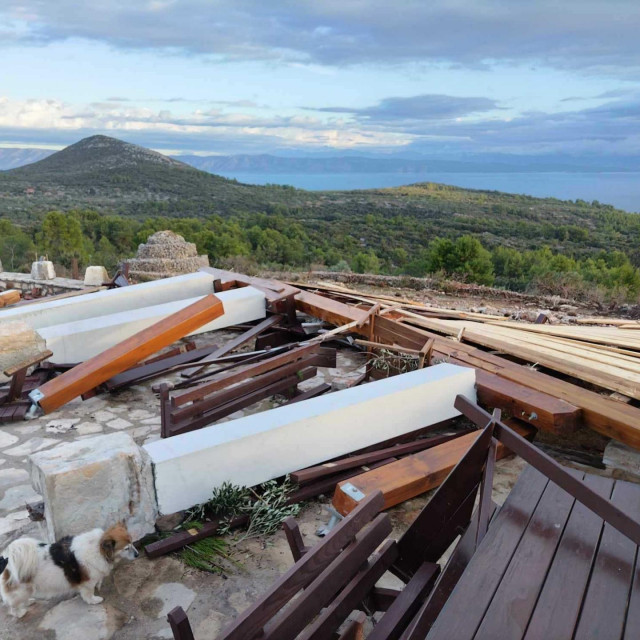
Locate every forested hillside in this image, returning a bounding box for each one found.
[2,136,640,303]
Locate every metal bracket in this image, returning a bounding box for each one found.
[316,505,344,537]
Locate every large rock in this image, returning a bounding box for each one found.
[30,259,56,280]
[127,230,209,282]
[0,321,46,383]
[84,265,109,286]
[29,432,157,542]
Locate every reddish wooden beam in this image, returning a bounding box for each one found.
[31,295,224,414]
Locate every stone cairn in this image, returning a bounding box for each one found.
[127,230,209,282]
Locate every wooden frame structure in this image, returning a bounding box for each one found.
[166,395,640,639]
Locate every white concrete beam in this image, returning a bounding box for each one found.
[144,363,476,514]
[39,286,266,362]
[0,271,218,330]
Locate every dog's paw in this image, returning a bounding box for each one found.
[11,607,28,619]
[88,595,103,605]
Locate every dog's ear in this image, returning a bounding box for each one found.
[100,537,116,562]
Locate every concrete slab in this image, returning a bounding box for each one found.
[145,363,476,513]
[38,286,266,361]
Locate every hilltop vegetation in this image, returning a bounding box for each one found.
[2,136,640,303]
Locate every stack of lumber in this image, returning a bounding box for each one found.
[400,316,640,399]
[0,289,21,308]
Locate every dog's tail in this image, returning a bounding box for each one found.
[2,539,39,585]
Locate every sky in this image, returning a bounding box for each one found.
[1,1,640,158]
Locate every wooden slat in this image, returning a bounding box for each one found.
[166,367,317,436]
[104,343,218,390]
[218,491,384,640]
[172,343,320,407]
[180,314,283,378]
[284,383,332,405]
[167,606,196,640]
[3,349,53,377]
[475,369,579,434]
[263,514,392,640]
[573,480,640,640]
[0,289,21,307]
[368,562,440,640]
[403,505,497,639]
[472,474,578,639]
[292,432,469,485]
[298,539,399,640]
[425,466,549,640]
[332,422,532,516]
[33,295,224,414]
[524,473,614,640]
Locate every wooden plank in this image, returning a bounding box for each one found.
[524,473,614,640]
[291,432,469,485]
[262,514,392,640]
[180,314,283,378]
[368,562,440,640]
[403,505,497,639]
[475,369,579,434]
[573,479,640,640]
[32,295,224,414]
[3,349,53,377]
[425,467,549,640]
[332,422,532,516]
[298,539,399,640]
[218,491,384,640]
[284,383,332,405]
[472,474,579,640]
[172,343,320,407]
[104,343,218,390]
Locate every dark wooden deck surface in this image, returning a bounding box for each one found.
[426,465,640,640]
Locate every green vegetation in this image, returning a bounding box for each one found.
[3,207,640,303]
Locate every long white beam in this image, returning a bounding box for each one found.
[144,363,476,514]
[39,286,266,362]
[0,271,218,330]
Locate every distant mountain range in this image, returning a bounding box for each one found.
[4,145,640,174]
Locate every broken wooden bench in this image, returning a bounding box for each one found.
[166,395,640,639]
[159,343,337,437]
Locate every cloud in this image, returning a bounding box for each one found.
[2,1,640,74]
[312,94,500,122]
[3,91,640,157]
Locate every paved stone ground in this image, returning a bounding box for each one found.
[0,329,391,638]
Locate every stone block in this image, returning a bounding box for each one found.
[0,321,47,383]
[30,260,56,280]
[29,432,157,542]
[603,440,640,483]
[83,265,109,286]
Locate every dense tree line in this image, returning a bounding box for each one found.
[2,208,639,303]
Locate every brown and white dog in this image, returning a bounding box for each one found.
[0,522,138,618]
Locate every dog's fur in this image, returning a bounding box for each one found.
[0,522,138,618]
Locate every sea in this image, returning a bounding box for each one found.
[215,171,640,214]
